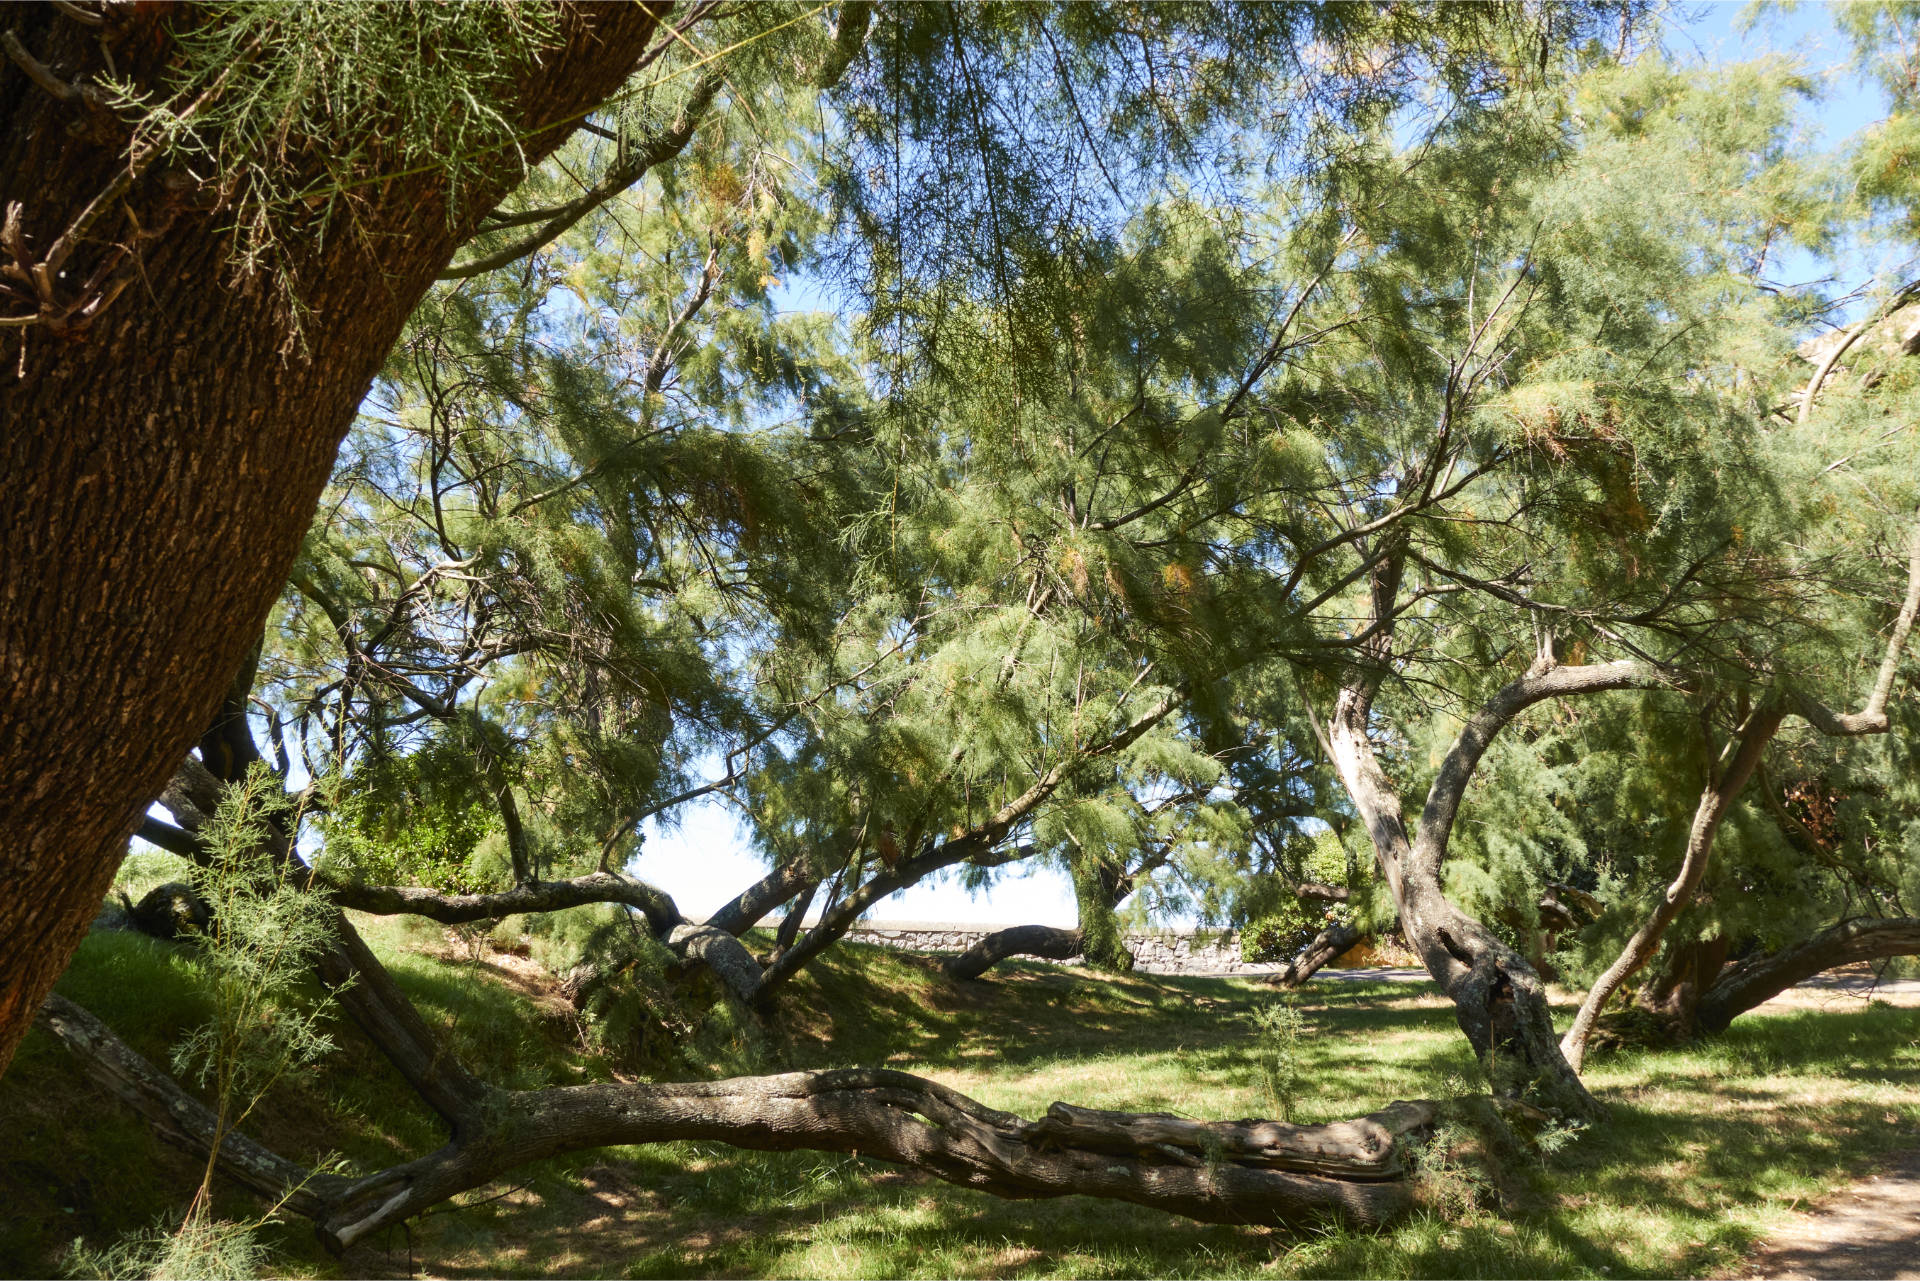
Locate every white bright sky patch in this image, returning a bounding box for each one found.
[634,800,1079,926]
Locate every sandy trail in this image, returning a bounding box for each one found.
[1734,1148,1920,1281]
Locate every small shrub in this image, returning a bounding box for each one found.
[1250,996,1308,1120]
[66,1213,272,1281]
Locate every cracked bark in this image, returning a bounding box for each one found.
[0,0,674,1077]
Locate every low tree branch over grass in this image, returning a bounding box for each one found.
[36,941,1437,1248]
[1696,916,1920,1033]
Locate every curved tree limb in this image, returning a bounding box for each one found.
[1307,525,1683,1120]
[40,990,1435,1251]
[1696,917,1920,1033]
[1797,282,1920,424]
[33,994,345,1219]
[1270,920,1366,989]
[319,870,686,939]
[944,924,1085,980]
[1793,511,1920,737]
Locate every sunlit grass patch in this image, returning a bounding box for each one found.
[6,926,1919,1279]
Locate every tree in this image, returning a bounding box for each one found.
[1195,51,1866,1116]
[23,3,1683,1251]
[0,0,687,1077]
[2,0,1612,1078]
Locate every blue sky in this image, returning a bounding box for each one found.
[631,1,1902,930]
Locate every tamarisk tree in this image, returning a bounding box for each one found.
[28,1,1689,1252]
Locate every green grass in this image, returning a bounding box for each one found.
[4,916,1919,1280]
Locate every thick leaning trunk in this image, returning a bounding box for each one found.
[35,995,351,1218]
[1695,917,1920,1034]
[1271,921,1366,989]
[1324,690,1595,1118]
[705,857,821,937]
[1638,935,1729,1032]
[0,1,670,1077]
[945,925,1086,981]
[1559,708,1784,1073]
[35,991,1436,1251]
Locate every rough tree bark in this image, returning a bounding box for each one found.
[0,0,675,1077]
[1695,917,1920,1033]
[1638,935,1729,1031]
[705,856,825,937]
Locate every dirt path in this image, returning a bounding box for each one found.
[1733,1147,1920,1280]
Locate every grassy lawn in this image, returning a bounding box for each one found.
[4,910,1919,1280]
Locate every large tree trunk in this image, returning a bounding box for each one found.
[0,1,670,1076]
[34,991,1436,1250]
[1695,917,1920,1034]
